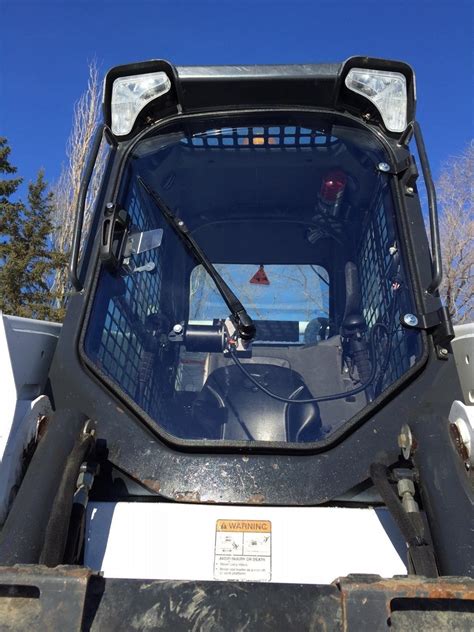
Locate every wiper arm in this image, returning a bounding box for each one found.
[137,177,256,342]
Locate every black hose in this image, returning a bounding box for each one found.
[229,289,401,406]
[229,329,379,404]
[373,292,400,394]
[0,410,88,565]
[63,503,86,564]
[370,463,438,577]
[39,432,94,567]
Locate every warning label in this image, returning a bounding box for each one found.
[214,520,271,581]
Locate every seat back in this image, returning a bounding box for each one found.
[193,363,322,442]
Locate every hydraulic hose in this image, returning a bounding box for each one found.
[370,463,438,577]
[39,431,94,567]
[373,292,400,394]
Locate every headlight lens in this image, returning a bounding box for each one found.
[111,71,171,135]
[345,68,407,133]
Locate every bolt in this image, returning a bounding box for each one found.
[406,186,414,195]
[82,420,95,437]
[398,434,409,448]
[177,220,184,227]
[403,313,418,327]
[378,162,391,173]
[172,323,184,335]
[439,347,448,356]
[398,424,413,460]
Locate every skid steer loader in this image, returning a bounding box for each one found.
[0,56,472,630]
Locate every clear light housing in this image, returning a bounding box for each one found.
[111,71,171,135]
[345,68,407,132]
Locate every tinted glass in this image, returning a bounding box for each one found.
[84,113,421,444]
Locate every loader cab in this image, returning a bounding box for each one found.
[53,57,459,482]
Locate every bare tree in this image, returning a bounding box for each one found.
[436,141,474,324]
[52,60,106,303]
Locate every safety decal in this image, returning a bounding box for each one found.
[214,519,271,581]
[249,265,270,285]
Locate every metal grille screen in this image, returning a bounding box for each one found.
[358,200,415,390]
[179,125,339,150]
[94,184,165,419]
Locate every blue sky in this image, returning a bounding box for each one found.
[1,0,473,196]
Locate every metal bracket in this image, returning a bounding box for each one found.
[124,228,163,258]
[401,157,419,192]
[0,565,92,631]
[377,155,412,176]
[392,155,413,175]
[401,306,455,352]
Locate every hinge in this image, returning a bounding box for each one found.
[377,155,413,176]
[393,155,413,175]
[401,157,419,190]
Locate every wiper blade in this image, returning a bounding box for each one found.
[137,177,256,342]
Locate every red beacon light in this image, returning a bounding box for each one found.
[318,170,347,216]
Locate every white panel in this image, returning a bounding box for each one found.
[0,314,61,396]
[0,314,60,524]
[453,323,474,405]
[85,502,407,584]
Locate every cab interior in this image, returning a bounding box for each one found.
[84,120,418,444]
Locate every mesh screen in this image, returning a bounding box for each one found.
[358,199,413,390]
[94,183,166,419]
[180,126,339,150]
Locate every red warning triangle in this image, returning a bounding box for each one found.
[250,265,270,285]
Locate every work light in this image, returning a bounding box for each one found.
[345,68,408,132]
[111,71,172,135]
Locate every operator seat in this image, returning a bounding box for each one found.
[193,363,322,442]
